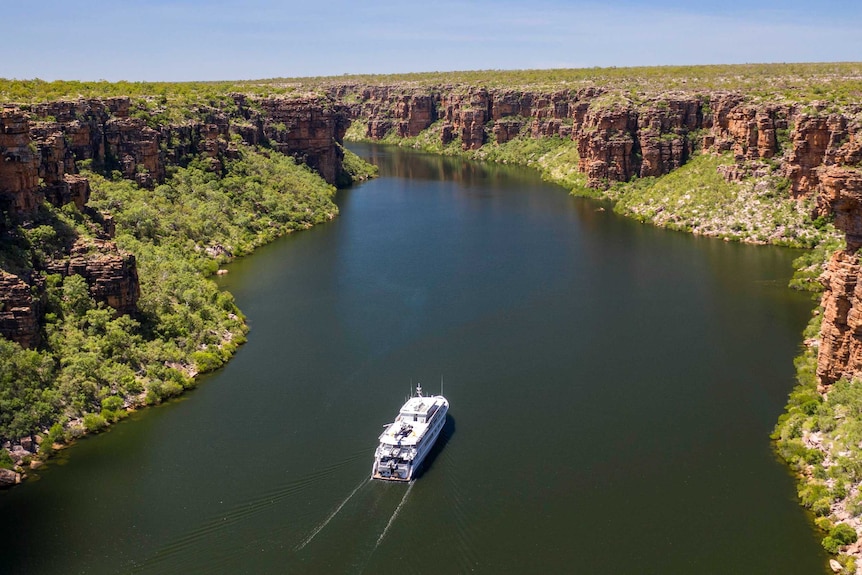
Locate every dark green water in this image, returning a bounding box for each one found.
[0,143,829,574]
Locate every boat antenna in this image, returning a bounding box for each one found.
[440,374,444,396]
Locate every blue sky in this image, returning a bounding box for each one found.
[4,0,862,81]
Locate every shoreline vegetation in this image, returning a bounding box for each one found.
[0,97,378,485]
[2,62,862,572]
[342,123,851,569]
[352,125,836,249]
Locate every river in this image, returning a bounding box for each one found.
[0,143,827,574]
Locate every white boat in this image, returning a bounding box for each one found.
[372,384,448,482]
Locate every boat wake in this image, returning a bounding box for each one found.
[127,453,365,573]
[294,476,369,551]
[374,480,414,549]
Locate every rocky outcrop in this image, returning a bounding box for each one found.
[577,105,640,184]
[104,117,162,186]
[440,89,490,150]
[337,86,709,185]
[25,94,349,188]
[393,93,437,137]
[0,107,41,218]
[330,82,862,389]
[44,239,140,316]
[338,84,862,196]
[810,163,862,386]
[0,237,140,346]
[817,166,862,249]
[814,166,862,386]
[258,96,349,184]
[1,94,351,347]
[0,271,41,348]
[635,98,702,177]
[0,467,21,488]
[817,250,862,387]
[492,118,526,144]
[786,115,857,198]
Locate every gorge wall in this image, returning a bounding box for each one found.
[0,95,350,347]
[329,83,862,388]
[5,82,862,390]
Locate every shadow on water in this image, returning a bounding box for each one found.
[412,414,456,480]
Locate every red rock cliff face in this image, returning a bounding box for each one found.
[0,107,41,217]
[0,271,41,348]
[45,239,140,316]
[777,116,862,387]
[258,96,349,184]
[339,83,862,197]
[337,86,712,185]
[577,105,640,184]
[635,98,701,178]
[815,166,862,386]
[334,83,862,388]
[817,249,862,387]
[1,95,350,347]
[28,95,349,187]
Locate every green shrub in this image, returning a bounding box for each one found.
[831,482,848,501]
[100,409,123,424]
[0,449,14,470]
[144,380,184,406]
[823,536,842,554]
[831,523,858,545]
[101,396,124,412]
[82,413,108,433]
[812,497,833,517]
[799,482,830,508]
[191,350,223,373]
[816,517,835,532]
[38,441,54,458]
[45,423,65,445]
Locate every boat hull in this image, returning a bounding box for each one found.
[372,395,447,482]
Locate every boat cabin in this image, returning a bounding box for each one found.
[399,397,440,424]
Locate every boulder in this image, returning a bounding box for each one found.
[0,468,21,489]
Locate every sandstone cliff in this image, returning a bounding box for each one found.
[0,271,41,348]
[333,84,860,194]
[0,94,351,347]
[331,83,862,388]
[0,107,41,218]
[6,83,862,386]
[815,166,862,387]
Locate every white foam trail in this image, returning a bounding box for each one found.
[295,477,369,551]
[374,481,414,548]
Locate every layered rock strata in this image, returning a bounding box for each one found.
[334,85,861,193]
[0,94,350,347]
[815,166,862,386]
[0,271,41,348]
[0,107,41,217]
[332,83,862,387]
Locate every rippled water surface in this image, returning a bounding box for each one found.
[0,144,828,574]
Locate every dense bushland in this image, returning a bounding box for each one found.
[0,145,346,443]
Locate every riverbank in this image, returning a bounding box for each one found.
[0,139,827,574]
[345,128,857,571]
[2,65,862,572]
[0,95,377,487]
